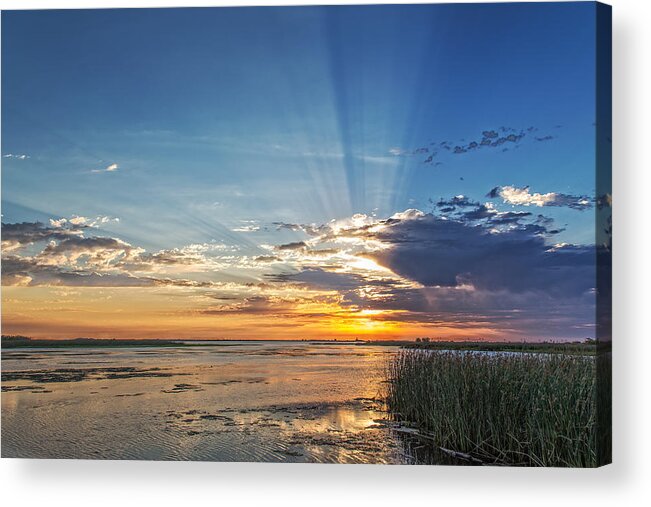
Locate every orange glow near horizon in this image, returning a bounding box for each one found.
[1,286,506,341]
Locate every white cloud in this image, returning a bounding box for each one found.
[3,153,30,160]
[498,186,557,207]
[232,221,260,233]
[49,215,119,228]
[91,163,119,173]
[390,209,426,220]
[492,185,593,210]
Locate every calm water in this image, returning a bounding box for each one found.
[1,341,425,463]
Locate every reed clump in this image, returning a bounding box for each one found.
[386,350,601,467]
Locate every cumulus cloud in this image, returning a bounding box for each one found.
[2,217,120,253]
[50,215,119,228]
[36,236,140,268]
[1,221,85,252]
[2,200,600,339]
[256,205,597,339]
[1,218,227,287]
[353,213,593,296]
[488,185,593,210]
[268,205,595,299]
[1,255,155,287]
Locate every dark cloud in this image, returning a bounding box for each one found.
[433,195,478,209]
[488,211,533,224]
[254,255,283,263]
[486,186,500,199]
[430,196,534,227]
[1,221,85,251]
[460,204,497,221]
[408,126,560,165]
[418,127,529,163]
[350,213,596,297]
[276,241,308,251]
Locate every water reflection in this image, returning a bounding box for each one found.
[2,342,412,463]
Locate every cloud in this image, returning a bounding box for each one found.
[2,200,599,340]
[267,205,594,300]
[1,219,228,287]
[256,205,597,339]
[2,216,121,253]
[1,221,85,252]
[232,221,261,232]
[199,295,298,316]
[276,241,308,251]
[266,268,370,292]
[254,255,282,263]
[272,221,327,236]
[433,195,477,209]
[355,213,594,296]
[36,236,140,268]
[91,163,119,173]
[3,153,30,160]
[412,127,532,164]
[430,197,533,226]
[50,215,119,228]
[1,255,155,287]
[488,185,593,210]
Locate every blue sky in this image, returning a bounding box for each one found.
[1,3,606,341]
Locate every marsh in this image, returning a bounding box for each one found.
[2,341,409,463]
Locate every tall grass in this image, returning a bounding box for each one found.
[386,350,604,467]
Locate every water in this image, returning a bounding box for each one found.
[2,341,418,463]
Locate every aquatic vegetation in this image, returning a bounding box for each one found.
[386,350,610,467]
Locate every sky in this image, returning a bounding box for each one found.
[1,3,609,341]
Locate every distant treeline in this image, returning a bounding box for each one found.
[1,335,183,348]
[1,335,610,354]
[402,339,606,355]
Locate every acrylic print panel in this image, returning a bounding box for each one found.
[1,2,611,466]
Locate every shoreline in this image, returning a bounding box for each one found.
[1,336,602,355]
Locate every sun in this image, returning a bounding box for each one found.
[331,309,400,336]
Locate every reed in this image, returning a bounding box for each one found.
[386,350,603,467]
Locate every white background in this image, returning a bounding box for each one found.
[1,0,649,504]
